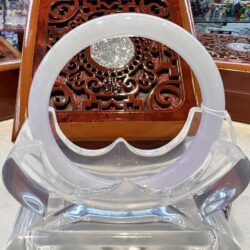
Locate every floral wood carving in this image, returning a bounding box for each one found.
[198,33,250,64]
[47,0,187,112]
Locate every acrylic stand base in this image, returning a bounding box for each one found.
[4,110,249,250]
[6,205,241,250]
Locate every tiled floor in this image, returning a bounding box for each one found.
[0,119,250,249]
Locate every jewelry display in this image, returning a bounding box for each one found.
[3,13,250,250]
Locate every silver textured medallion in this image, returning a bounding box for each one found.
[227,42,250,52]
[90,37,135,69]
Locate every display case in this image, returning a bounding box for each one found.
[191,0,250,123]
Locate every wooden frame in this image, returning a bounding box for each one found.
[13,0,200,143]
[0,36,21,71]
[0,37,21,121]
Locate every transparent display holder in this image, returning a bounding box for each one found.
[2,14,250,250]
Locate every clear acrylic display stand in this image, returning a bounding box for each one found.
[2,14,250,250]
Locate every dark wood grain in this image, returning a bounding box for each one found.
[0,69,20,121]
[221,69,250,124]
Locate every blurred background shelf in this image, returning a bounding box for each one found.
[194,16,250,23]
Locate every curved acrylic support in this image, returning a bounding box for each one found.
[4,107,249,211]
[3,107,250,249]
[28,13,225,190]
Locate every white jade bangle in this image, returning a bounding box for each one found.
[28,13,225,189]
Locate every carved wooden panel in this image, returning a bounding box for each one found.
[13,0,198,142]
[51,38,185,113]
[198,33,250,65]
[32,0,197,123]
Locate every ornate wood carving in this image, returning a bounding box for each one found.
[50,38,184,113]
[198,33,250,65]
[39,0,195,117]
[13,0,198,142]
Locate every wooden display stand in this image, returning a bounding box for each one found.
[0,36,21,121]
[198,33,250,123]
[13,0,200,146]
